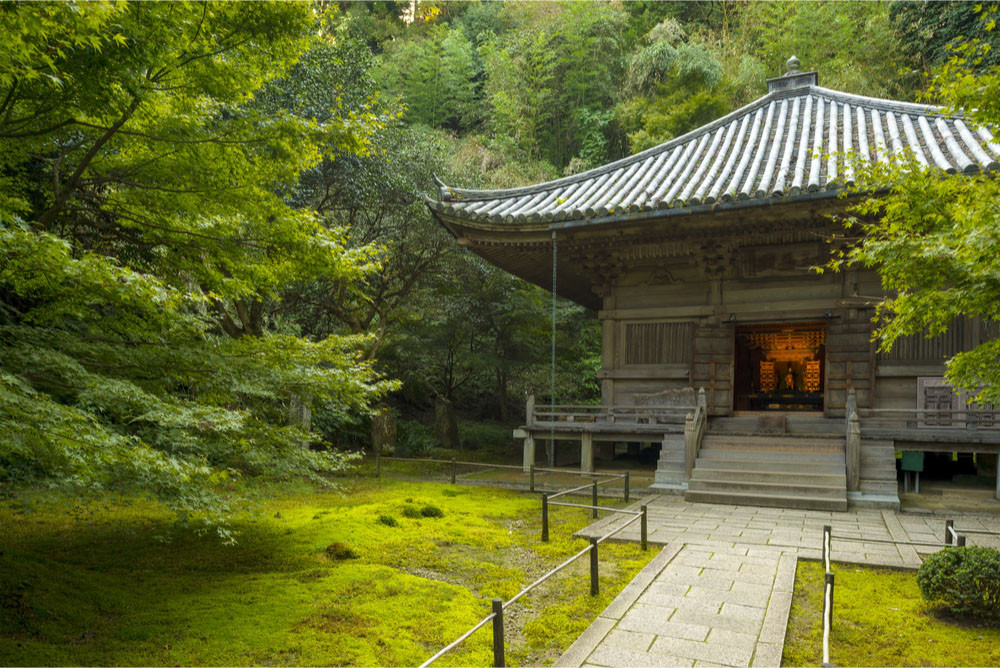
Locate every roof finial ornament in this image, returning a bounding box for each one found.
[785,55,801,76]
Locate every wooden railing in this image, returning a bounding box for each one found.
[855,406,1000,431]
[528,403,690,425]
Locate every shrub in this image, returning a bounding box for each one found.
[420,504,444,518]
[395,420,435,457]
[376,514,398,528]
[401,505,422,519]
[324,543,359,560]
[917,546,1000,619]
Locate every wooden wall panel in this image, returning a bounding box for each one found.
[690,323,734,416]
[878,316,995,362]
[826,314,874,415]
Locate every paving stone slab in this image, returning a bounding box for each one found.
[751,641,783,668]
[650,634,755,667]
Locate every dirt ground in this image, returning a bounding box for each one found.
[899,475,1000,515]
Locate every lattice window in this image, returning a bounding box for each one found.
[804,360,821,393]
[759,361,777,391]
[623,322,692,365]
[917,377,999,429]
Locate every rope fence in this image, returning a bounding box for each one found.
[819,519,981,667]
[376,453,632,501]
[418,486,649,667]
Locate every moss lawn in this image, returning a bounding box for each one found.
[0,477,653,666]
[783,560,1000,667]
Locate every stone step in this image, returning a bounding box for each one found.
[860,467,897,481]
[705,432,844,443]
[702,437,845,453]
[691,467,846,487]
[697,449,845,465]
[685,488,848,512]
[695,457,845,474]
[861,479,898,494]
[654,470,685,485]
[708,416,843,435]
[688,478,848,499]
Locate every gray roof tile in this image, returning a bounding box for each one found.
[429,83,999,226]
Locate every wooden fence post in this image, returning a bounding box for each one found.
[491,598,505,668]
[541,494,549,543]
[529,464,535,493]
[641,505,648,551]
[945,519,954,546]
[825,571,835,633]
[450,458,457,484]
[589,538,599,596]
[376,451,381,479]
[957,534,967,547]
[592,481,598,519]
[823,525,831,572]
[624,471,630,503]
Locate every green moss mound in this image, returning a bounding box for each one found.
[420,504,444,518]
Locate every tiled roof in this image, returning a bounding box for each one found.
[428,73,1000,227]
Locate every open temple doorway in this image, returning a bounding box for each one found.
[734,322,826,411]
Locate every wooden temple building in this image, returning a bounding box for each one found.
[427,58,1000,511]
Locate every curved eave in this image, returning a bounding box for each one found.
[428,186,854,237]
[431,83,1000,227]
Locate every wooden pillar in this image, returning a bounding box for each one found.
[581,432,594,473]
[522,432,535,474]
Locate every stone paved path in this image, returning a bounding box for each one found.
[556,495,1000,668]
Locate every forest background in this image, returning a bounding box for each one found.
[2,0,997,535]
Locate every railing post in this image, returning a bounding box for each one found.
[846,411,861,491]
[530,464,535,493]
[624,471,630,503]
[376,451,381,479]
[541,494,549,543]
[592,480,599,518]
[641,505,648,551]
[491,598,505,668]
[823,524,831,572]
[589,537,599,596]
[451,458,457,484]
[945,519,954,546]
[957,533,967,547]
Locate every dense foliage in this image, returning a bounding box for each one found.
[917,545,1000,619]
[0,2,393,536]
[835,5,1000,404]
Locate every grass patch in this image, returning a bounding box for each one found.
[0,479,653,666]
[783,560,1000,667]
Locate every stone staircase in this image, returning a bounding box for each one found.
[684,430,849,511]
[651,433,686,491]
[858,438,898,498]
